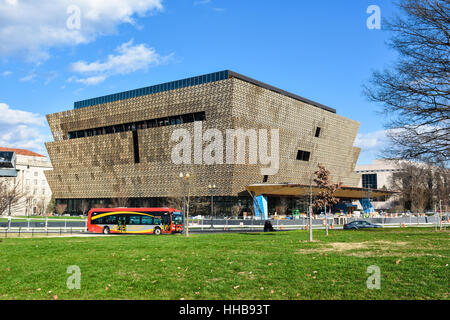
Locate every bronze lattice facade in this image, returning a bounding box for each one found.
[45,71,361,213]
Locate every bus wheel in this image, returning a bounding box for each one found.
[154,227,161,235]
[103,226,110,234]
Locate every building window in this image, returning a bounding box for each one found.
[296,150,311,162]
[362,174,377,189]
[132,130,140,164]
[315,127,321,138]
[68,111,206,140]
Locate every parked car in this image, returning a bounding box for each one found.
[343,220,382,230]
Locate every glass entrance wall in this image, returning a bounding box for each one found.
[267,196,310,216]
[55,196,253,217]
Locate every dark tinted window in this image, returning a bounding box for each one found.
[362,174,377,189]
[136,121,146,129]
[153,216,162,225]
[296,150,311,162]
[114,124,124,133]
[315,127,321,138]
[128,215,141,225]
[124,123,133,131]
[194,112,206,121]
[91,214,117,225]
[147,119,157,128]
[68,111,206,140]
[141,216,154,225]
[181,113,194,123]
[105,126,114,134]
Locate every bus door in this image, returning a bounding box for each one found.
[162,213,171,233]
[117,215,127,233]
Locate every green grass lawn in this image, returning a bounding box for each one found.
[0,228,448,300]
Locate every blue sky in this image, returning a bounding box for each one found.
[0,0,399,164]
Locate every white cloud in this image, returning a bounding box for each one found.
[0,0,163,62]
[355,130,390,150]
[69,39,172,85]
[0,103,50,155]
[1,71,12,76]
[0,103,46,125]
[70,75,106,86]
[355,129,399,164]
[19,73,37,82]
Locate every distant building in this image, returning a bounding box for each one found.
[0,148,53,216]
[0,150,17,177]
[354,159,402,210]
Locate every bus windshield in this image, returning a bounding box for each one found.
[173,213,183,224]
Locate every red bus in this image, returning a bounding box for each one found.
[87,208,184,235]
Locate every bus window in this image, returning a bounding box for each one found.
[129,215,141,225]
[173,213,183,225]
[91,217,102,224]
[104,215,118,224]
[141,216,153,225]
[117,215,127,225]
[153,216,162,225]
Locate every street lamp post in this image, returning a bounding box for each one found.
[179,172,191,237]
[208,184,217,218]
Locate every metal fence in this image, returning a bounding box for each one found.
[186,214,449,232]
[0,214,448,236]
[0,217,87,237]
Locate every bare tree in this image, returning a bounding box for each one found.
[165,191,184,211]
[275,197,289,216]
[0,179,28,216]
[390,161,449,214]
[55,203,67,216]
[79,199,90,217]
[231,204,242,217]
[364,0,449,163]
[46,196,55,215]
[313,164,342,235]
[36,199,45,216]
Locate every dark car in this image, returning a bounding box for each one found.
[343,220,382,230]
